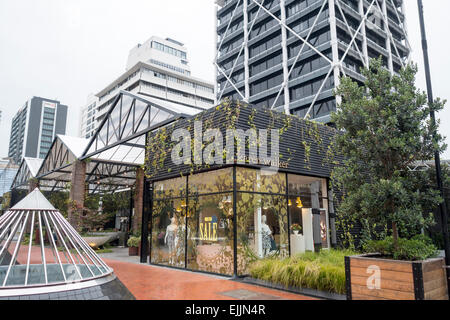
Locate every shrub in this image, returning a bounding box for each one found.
[127,236,141,248]
[363,236,438,261]
[249,249,357,294]
[331,58,446,250]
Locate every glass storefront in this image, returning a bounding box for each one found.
[149,167,329,276]
[236,168,289,275]
[187,193,234,275]
[151,177,187,268]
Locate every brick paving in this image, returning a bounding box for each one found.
[5,245,316,300]
[101,248,317,300]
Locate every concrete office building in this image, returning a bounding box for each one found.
[215,0,410,122]
[80,36,215,138]
[8,97,68,164]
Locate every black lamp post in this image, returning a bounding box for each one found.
[417,0,450,296]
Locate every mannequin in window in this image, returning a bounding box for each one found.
[164,217,178,264]
[261,215,272,257]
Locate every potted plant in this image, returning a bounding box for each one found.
[332,59,449,300]
[127,236,141,256]
[290,224,302,235]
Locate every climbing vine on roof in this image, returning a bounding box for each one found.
[144,98,341,180]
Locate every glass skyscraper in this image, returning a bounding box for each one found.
[8,97,68,164]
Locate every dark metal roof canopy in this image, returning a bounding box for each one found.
[20,91,200,195]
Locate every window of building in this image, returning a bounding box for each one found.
[152,41,187,59]
[149,167,330,276]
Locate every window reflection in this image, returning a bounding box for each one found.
[236,193,288,276]
[187,193,234,275]
[150,167,330,276]
[288,174,329,254]
[151,199,186,267]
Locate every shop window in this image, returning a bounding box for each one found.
[149,168,330,276]
[151,198,186,268]
[236,167,286,194]
[187,193,234,275]
[188,168,233,195]
[154,177,186,199]
[236,193,288,275]
[287,174,329,254]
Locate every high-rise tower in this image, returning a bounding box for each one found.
[215,0,410,122]
[8,97,68,163]
[79,36,215,139]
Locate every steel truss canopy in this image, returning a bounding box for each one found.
[33,134,133,194]
[0,189,112,292]
[11,158,44,191]
[25,91,201,195]
[81,90,200,165]
[215,0,411,118]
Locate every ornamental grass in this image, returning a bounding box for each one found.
[249,249,357,294]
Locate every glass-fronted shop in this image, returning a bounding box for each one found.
[149,166,330,276]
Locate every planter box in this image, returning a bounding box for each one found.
[345,254,449,300]
[129,246,139,256]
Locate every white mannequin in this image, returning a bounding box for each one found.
[164,217,178,264]
[261,215,272,256]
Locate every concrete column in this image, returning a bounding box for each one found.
[243,0,250,102]
[328,0,342,106]
[214,3,219,105]
[382,0,394,75]
[68,160,87,230]
[280,0,291,115]
[132,167,145,233]
[358,0,369,67]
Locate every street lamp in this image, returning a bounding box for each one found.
[417,0,450,297]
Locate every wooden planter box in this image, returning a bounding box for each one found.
[345,254,448,300]
[128,246,139,256]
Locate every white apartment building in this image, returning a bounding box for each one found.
[79,94,97,139]
[79,36,215,139]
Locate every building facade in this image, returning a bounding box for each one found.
[8,97,68,164]
[79,36,215,138]
[0,158,19,197]
[79,94,98,139]
[142,101,341,276]
[215,0,410,123]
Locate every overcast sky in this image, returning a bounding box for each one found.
[0,0,449,160]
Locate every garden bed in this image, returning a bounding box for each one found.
[248,249,356,298]
[240,277,346,300]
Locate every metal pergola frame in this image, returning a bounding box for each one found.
[9,158,62,192]
[10,91,200,198]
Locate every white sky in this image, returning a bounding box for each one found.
[0,0,449,159]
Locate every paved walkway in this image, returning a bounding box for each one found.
[100,248,316,300]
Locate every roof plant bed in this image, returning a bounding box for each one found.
[333,58,449,300]
[248,249,357,297]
